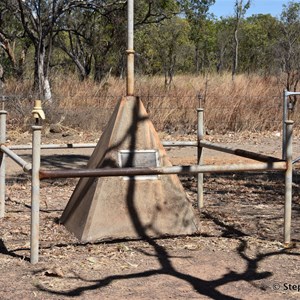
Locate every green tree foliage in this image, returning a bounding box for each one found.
[232,0,251,79]
[180,0,216,73]
[277,1,300,92]
[57,6,126,82]
[136,17,192,86]
[1,0,300,97]
[135,0,180,25]
[56,0,180,82]
[0,1,30,80]
[239,14,280,74]
[215,17,234,73]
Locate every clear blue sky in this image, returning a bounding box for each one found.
[210,0,292,18]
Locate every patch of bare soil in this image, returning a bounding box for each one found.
[0,131,300,299]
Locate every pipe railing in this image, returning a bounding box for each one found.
[282,89,300,160]
[197,108,204,209]
[199,140,282,163]
[30,124,42,264]
[0,93,296,263]
[284,120,293,245]
[0,145,32,172]
[0,107,6,218]
[126,0,134,96]
[39,161,287,180]
[8,140,198,151]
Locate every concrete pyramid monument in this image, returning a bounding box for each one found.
[60,96,199,242]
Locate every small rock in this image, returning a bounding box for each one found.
[49,124,62,133]
[44,267,64,277]
[62,132,71,137]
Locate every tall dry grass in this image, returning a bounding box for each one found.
[3,73,297,134]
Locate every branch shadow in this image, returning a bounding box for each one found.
[0,239,30,261]
[10,154,90,169]
[34,236,300,299]
[30,97,300,299]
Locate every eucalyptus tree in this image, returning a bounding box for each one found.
[135,0,180,25]
[57,0,180,82]
[160,18,192,86]
[276,1,300,94]
[111,0,181,80]
[0,2,30,80]
[239,14,279,74]
[232,0,251,79]
[56,9,94,81]
[1,0,127,101]
[215,17,234,73]
[57,6,126,82]
[179,0,216,74]
[136,17,191,86]
[93,4,126,82]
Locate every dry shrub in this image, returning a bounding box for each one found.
[2,73,292,134]
[202,74,283,133]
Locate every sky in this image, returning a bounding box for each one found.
[210,0,292,19]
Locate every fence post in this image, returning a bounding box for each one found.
[0,99,7,218]
[126,0,135,96]
[284,120,293,246]
[197,108,204,211]
[30,100,44,264]
[282,90,288,160]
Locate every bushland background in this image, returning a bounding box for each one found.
[0,0,299,135]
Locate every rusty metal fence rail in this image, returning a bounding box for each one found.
[0,92,297,264]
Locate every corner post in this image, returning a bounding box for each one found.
[30,100,45,264]
[197,108,204,211]
[282,90,288,160]
[0,99,7,218]
[126,0,134,96]
[284,120,293,246]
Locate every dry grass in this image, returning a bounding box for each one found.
[3,73,296,134]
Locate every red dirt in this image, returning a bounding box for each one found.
[0,130,300,299]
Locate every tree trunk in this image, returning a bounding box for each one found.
[34,43,52,101]
[75,58,90,81]
[217,46,226,73]
[232,28,239,80]
[0,63,4,88]
[195,45,200,74]
[94,59,109,82]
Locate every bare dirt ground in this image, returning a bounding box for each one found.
[1,129,300,299]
